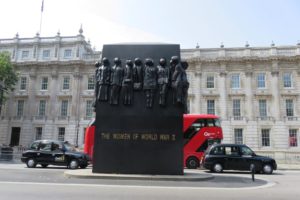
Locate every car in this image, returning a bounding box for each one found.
[202,144,277,174]
[21,140,90,169]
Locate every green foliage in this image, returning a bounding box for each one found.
[0,51,18,103]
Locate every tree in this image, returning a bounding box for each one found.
[0,52,18,114]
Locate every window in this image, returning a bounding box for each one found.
[86,100,93,117]
[38,100,46,116]
[41,77,48,90]
[39,142,52,151]
[232,99,241,117]
[289,129,298,147]
[240,146,254,156]
[283,73,292,88]
[21,50,29,59]
[225,146,239,156]
[30,141,40,150]
[20,77,27,90]
[35,127,42,140]
[231,74,240,89]
[259,99,267,117]
[17,100,24,116]
[64,49,72,58]
[234,129,243,144]
[42,50,50,59]
[286,99,294,116]
[61,100,68,117]
[207,100,215,114]
[87,75,95,90]
[58,127,65,141]
[257,73,266,88]
[62,76,70,90]
[206,75,214,88]
[261,129,270,147]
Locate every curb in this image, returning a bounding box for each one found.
[64,169,214,181]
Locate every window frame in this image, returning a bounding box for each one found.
[259,99,267,117]
[286,99,294,117]
[61,100,68,117]
[231,74,240,89]
[283,72,292,88]
[207,99,215,115]
[234,128,243,144]
[19,76,27,91]
[261,129,270,147]
[257,73,266,89]
[289,129,298,147]
[58,127,65,142]
[62,76,70,90]
[17,100,25,116]
[64,49,72,58]
[232,99,241,117]
[35,127,43,140]
[42,49,50,59]
[87,75,95,90]
[206,75,215,89]
[38,100,46,116]
[41,77,48,91]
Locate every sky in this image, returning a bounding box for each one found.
[0,0,300,50]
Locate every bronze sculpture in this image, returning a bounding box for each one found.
[133,58,143,90]
[97,57,111,101]
[143,58,157,108]
[157,58,169,106]
[110,57,124,105]
[122,60,134,105]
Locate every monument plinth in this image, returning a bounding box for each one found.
[93,44,188,175]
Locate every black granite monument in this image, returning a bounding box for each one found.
[93,44,187,175]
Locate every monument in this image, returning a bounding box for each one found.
[93,44,188,175]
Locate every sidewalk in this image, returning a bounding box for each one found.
[277,164,300,170]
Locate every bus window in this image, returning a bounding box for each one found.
[206,118,215,127]
[214,119,221,127]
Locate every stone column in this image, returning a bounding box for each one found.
[245,65,254,121]
[194,71,202,113]
[218,62,227,120]
[28,67,37,118]
[270,61,280,120]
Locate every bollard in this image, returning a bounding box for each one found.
[250,164,255,182]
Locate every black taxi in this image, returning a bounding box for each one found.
[21,140,90,169]
[202,144,277,174]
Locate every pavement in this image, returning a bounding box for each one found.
[64,169,214,181]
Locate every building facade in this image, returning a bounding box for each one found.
[0,30,100,148]
[1,32,300,163]
[182,44,300,162]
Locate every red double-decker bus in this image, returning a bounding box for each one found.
[84,114,223,169]
[183,114,223,169]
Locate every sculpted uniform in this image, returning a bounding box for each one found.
[110,58,124,105]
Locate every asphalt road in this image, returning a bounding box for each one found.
[0,163,299,200]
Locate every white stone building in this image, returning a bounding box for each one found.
[0,30,100,148]
[182,43,300,162]
[0,32,300,162]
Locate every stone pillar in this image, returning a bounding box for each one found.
[28,67,37,118]
[245,64,253,120]
[271,61,280,120]
[194,71,202,113]
[218,62,227,120]
[72,66,82,145]
[49,67,58,119]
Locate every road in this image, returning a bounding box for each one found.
[0,163,299,200]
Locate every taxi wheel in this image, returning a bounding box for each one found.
[212,163,223,173]
[69,159,79,170]
[186,157,200,169]
[262,164,273,174]
[41,164,48,168]
[26,158,37,168]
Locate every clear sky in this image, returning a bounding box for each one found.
[0,0,300,49]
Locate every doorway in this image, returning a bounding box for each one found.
[10,127,21,146]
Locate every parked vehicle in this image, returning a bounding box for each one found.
[84,114,223,169]
[202,144,277,174]
[21,140,90,169]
